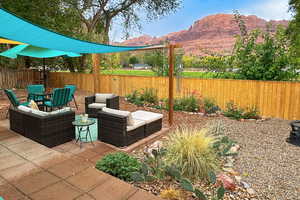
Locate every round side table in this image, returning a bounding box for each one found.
[72,119,96,148]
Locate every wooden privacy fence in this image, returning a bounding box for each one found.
[49,72,300,120]
[0,68,37,89]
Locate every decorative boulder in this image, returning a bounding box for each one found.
[217,173,236,191]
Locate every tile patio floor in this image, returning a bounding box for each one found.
[0,119,162,200]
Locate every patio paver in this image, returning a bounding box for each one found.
[0,120,163,200]
[89,178,138,200]
[66,167,110,192]
[13,170,60,195]
[29,181,82,200]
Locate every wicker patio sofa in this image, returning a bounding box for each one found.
[9,107,75,147]
[85,93,119,118]
[97,108,163,147]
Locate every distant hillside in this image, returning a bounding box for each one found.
[121,14,289,56]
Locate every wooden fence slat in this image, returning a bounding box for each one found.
[48,72,300,120]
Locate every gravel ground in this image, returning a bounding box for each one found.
[222,118,300,200]
[1,89,299,199]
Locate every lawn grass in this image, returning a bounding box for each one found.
[101,69,242,79]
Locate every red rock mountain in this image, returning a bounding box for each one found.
[121,14,289,55]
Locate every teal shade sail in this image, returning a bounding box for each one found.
[0,8,151,54]
[0,44,81,59]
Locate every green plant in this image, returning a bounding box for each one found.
[223,101,244,120]
[165,127,219,181]
[126,90,140,103]
[232,11,299,81]
[203,97,220,114]
[166,167,225,200]
[173,95,200,112]
[243,105,260,119]
[96,152,141,181]
[131,148,167,182]
[223,101,260,120]
[140,88,158,104]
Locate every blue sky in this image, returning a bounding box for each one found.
[110,0,292,42]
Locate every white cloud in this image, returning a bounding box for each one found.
[241,0,292,20]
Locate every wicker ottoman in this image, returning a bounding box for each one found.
[132,110,163,136]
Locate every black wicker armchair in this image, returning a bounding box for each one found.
[85,94,119,118]
[97,111,145,147]
[9,108,75,147]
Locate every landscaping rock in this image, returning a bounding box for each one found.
[217,173,236,191]
[235,176,242,184]
[241,181,251,189]
[246,188,256,195]
[228,144,240,154]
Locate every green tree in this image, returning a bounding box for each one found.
[65,0,182,43]
[232,11,299,81]
[129,56,139,65]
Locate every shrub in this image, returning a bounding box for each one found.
[243,105,260,119]
[223,101,244,120]
[203,97,220,114]
[223,101,260,120]
[95,152,141,181]
[126,90,140,103]
[140,88,158,104]
[173,95,200,112]
[165,127,219,181]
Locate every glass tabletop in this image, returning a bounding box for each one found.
[72,118,96,126]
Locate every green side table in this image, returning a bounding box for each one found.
[72,118,96,148]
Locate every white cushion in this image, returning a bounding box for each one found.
[102,107,134,126]
[95,93,114,103]
[88,103,106,109]
[127,119,146,131]
[50,107,71,115]
[31,109,49,116]
[132,110,163,124]
[18,105,32,112]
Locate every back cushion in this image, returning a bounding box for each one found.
[102,107,134,126]
[95,93,114,103]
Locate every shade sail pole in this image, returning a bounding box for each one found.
[92,54,100,93]
[168,44,175,126]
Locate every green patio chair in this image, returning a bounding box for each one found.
[4,89,29,107]
[27,84,45,102]
[44,88,70,111]
[64,84,78,110]
[4,89,29,118]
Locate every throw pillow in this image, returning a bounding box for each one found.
[29,100,39,110]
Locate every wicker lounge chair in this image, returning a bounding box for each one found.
[9,107,75,147]
[98,108,145,147]
[132,110,163,136]
[97,108,163,147]
[85,93,119,118]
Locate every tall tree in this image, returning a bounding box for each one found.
[66,0,182,43]
[288,0,300,56]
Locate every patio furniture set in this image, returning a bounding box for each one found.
[4,85,163,148]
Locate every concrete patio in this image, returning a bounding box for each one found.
[0,119,162,200]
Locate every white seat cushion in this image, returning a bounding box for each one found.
[18,105,32,112]
[95,93,114,103]
[102,107,134,126]
[132,110,163,124]
[127,119,146,132]
[88,103,106,109]
[31,109,49,116]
